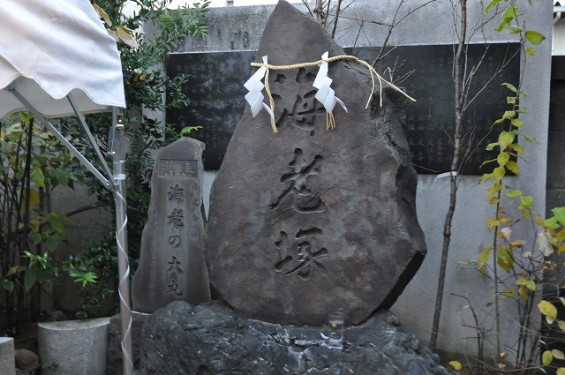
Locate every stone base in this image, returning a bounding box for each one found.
[37,318,110,375]
[140,301,452,375]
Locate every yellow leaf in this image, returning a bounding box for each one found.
[557,320,565,332]
[518,286,529,300]
[526,279,536,291]
[93,3,112,27]
[510,239,526,248]
[557,368,565,375]
[539,300,558,324]
[449,361,462,370]
[501,287,515,298]
[488,217,500,231]
[553,349,565,360]
[116,25,139,49]
[499,131,515,148]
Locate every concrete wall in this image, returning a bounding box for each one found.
[174,0,553,359]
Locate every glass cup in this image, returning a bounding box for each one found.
[327,310,345,349]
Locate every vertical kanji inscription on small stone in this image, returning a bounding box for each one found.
[132,138,210,313]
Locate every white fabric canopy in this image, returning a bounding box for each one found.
[0,0,125,118]
[0,2,132,373]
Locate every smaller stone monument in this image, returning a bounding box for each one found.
[132,137,210,313]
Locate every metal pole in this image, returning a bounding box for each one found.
[111,110,133,375]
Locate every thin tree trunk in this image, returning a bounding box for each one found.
[430,0,467,351]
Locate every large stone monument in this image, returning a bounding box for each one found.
[132,137,210,313]
[205,0,426,326]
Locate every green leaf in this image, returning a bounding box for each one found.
[518,286,529,300]
[478,246,492,268]
[45,236,59,252]
[525,47,536,56]
[525,30,545,45]
[501,82,518,93]
[506,189,523,198]
[553,349,565,360]
[497,152,510,167]
[6,266,20,277]
[509,143,524,154]
[499,131,515,148]
[497,245,513,272]
[31,166,45,188]
[502,110,516,120]
[556,368,565,375]
[493,166,506,181]
[543,350,553,366]
[46,212,66,233]
[551,207,565,225]
[511,118,524,128]
[506,161,520,174]
[2,279,14,292]
[526,279,536,291]
[519,195,533,210]
[486,142,499,151]
[539,300,558,324]
[485,0,502,13]
[23,270,37,292]
[557,320,565,332]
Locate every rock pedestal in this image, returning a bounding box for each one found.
[206,0,426,326]
[139,301,452,375]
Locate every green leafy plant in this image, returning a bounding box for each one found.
[51,0,211,316]
[0,114,92,335]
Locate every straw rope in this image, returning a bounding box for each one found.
[250,54,416,132]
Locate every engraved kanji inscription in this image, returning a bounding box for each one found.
[167,256,183,273]
[168,235,181,247]
[167,184,185,203]
[167,208,184,227]
[274,228,329,281]
[271,68,326,136]
[158,159,197,178]
[270,148,326,214]
[165,279,183,295]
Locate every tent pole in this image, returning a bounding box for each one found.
[67,94,114,179]
[111,108,133,375]
[7,88,112,189]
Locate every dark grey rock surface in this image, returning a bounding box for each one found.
[205,0,426,326]
[139,301,452,375]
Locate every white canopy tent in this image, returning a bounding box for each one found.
[0,1,132,373]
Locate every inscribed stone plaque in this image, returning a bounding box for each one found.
[166,51,256,169]
[166,44,519,173]
[132,138,210,313]
[205,1,426,326]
